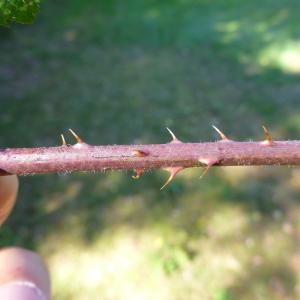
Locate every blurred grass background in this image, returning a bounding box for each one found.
[1,0,300,299]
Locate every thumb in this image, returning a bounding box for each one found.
[0,175,19,226]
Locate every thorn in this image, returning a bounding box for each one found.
[166,127,182,143]
[262,125,273,146]
[198,157,220,179]
[61,134,67,146]
[160,166,184,190]
[68,128,83,144]
[212,125,229,141]
[132,149,148,157]
[132,169,144,179]
[200,166,211,179]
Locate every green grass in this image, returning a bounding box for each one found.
[1,0,300,299]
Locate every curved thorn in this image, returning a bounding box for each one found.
[200,165,211,179]
[198,157,220,178]
[166,127,177,141]
[132,150,148,157]
[132,169,144,180]
[160,167,184,190]
[160,174,174,190]
[262,125,273,145]
[61,134,67,146]
[68,128,83,143]
[166,127,181,143]
[212,125,228,141]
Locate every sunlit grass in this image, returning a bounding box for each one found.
[39,179,300,299]
[257,41,300,74]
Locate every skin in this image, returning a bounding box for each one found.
[0,175,51,299]
[0,175,19,225]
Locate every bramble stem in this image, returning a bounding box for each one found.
[1,141,300,174]
[1,127,299,187]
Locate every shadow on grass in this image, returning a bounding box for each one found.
[228,260,297,300]
[2,165,296,244]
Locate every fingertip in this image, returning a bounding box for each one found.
[0,247,50,299]
[0,175,19,225]
[0,280,48,300]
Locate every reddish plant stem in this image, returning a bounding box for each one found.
[1,127,299,189]
[1,140,300,176]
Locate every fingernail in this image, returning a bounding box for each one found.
[0,280,48,300]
